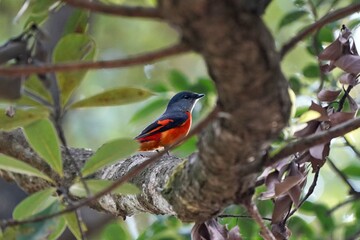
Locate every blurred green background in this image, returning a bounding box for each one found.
[0,0,360,239]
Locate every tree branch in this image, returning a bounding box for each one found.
[327,195,359,215]
[327,157,357,194]
[280,3,360,58]
[0,43,189,76]
[61,0,163,19]
[268,117,360,165]
[244,200,275,240]
[1,0,291,226]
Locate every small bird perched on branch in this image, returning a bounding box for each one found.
[135,91,204,151]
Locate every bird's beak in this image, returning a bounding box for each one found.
[195,93,205,99]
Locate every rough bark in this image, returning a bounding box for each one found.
[0,0,290,223]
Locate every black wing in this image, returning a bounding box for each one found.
[135,112,188,140]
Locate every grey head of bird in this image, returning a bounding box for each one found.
[165,91,204,112]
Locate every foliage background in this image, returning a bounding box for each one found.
[0,0,360,239]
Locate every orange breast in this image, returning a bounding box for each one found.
[139,112,192,151]
[159,114,191,147]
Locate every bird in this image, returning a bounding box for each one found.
[135,91,204,151]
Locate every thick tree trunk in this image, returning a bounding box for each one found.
[0,0,290,222]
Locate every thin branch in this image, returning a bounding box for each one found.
[1,107,219,228]
[327,157,357,194]
[280,3,360,58]
[344,136,360,159]
[74,209,85,240]
[61,0,163,19]
[337,85,353,112]
[54,119,91,197]
[244,200,275,240]
[268,117,360,165]
[327,195,359,215]
[0,43,190,76]
[285,169,320,221]
[218,214,272,222]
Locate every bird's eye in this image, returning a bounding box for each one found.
[183,95,190,99]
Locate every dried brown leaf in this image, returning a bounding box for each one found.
[334,55,360,74]
[309,143,326,160]
[320,63,336,73]
[259,171,280,200]
[294,121,319,138]
[309,155,326,172]
[271,223,292,240]
[329,112,355,125]
[347,94,359,112]
[272,195,292,224]
[317,89,341,102]
[339,73,358,86]
[228,226,242,240]
[274,175,304,197]
[318,39,342,61]
[309,102,329,121]
[191,219,242,240]
[288,185,301,207]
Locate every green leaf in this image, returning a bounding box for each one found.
[0,154,53,182]
[298,110,321,123]
[345,128,360,147]
[23,119,63,176]
[173,136,197,158]
[25,0,59,27]
[70,179,140,198]
[69,87,154,109]
[130,98,167,124]
[278,10,308,30]
[101,221,131,240]
[303,64,320,78]
[191,77,216,95]
[16,95,45,107]
[13,188,56,220]
[342,165,360,178]
[48,216,66,240]
[17,201,62,240]
[81,138,138,176]
[318,26,335,43]
[289,76,301,94]
[64,211,85,240]
[288,216,315,239]
[301,202,335,232]
[53,33,96,106]
[169,70,191,91]
[0,107,49,130]
[295,106,309,118]
[24,75,53,104]
[63,9,89,35]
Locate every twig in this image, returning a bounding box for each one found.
[218,214,272,222]
[23,89,52,107]
[0,43,189,76]
[327,157,357,194]
[1,107,219,228]
[284,169,320,221]
[344,136,360,159]
[337,85,353,112]
[61,0,163,19]
[243,200,275,240]
[74,209,85,240]
[327,195,359,215]
[54,119,91,197]
[268,117,360,165]
[280,3,360,58]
